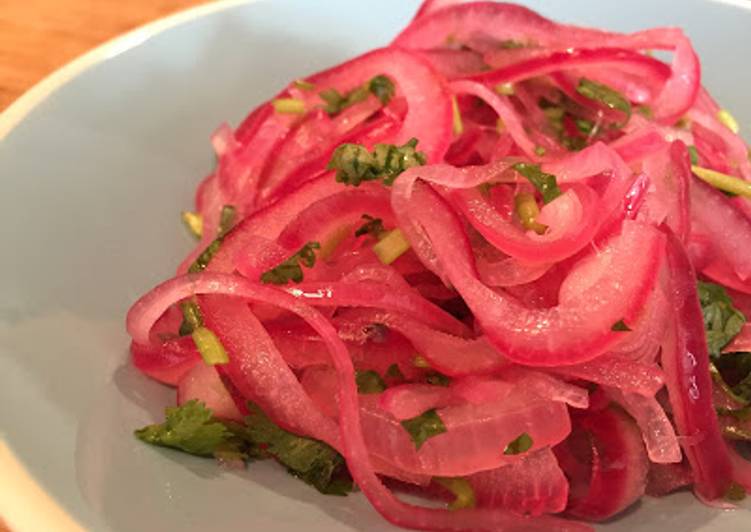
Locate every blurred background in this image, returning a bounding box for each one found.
[0,0,210,111]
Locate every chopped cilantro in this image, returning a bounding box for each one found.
[135,400,237,457]
[188,205,236,274]
[698,281,746,356]
[688,145,699,165]
[328,138,426,187]
[179,300,203,336]
[368,75,395,105]
[513,163,562,204]
[611,319,632,332]
[355,370,386,394]
[180,205,236,336]
[725,481,747,501]
[576,78,631,126]
[503,432,533,455]
[260,242,321,285]
[386,363,405,381]
[136,401,353,496]
[320,74,395,115]
[636,105,653,119]
[401,409,447,450]
[245,403,352,495]
[425,372,451,387]
[354,214,385,238]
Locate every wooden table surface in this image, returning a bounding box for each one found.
[0,0,211,111]
[0,2,213,529]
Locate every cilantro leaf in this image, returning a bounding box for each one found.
[245,403,352,495]
[354,215,385,238]
[328,138,426,187]
[320,74,395,116]
[368,75,395,106]
[386,363,405,381]
[725,481,747,502]
[513,163,562,204]
[576,78,632,126]
[688,145,699,165]
[355,370,386,394]
[187,205,236,274]
[611,319,632,332]
[503,432,533,455]
[135,400,235,457]
[425,372,451,387]
[698,281,746,356]
[260,242,321,285]
[401,409,447,450]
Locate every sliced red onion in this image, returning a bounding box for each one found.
[469,448,569,516]
[661,229,733,500]
[555,407,649,521]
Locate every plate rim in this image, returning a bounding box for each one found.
[0,1,254,529]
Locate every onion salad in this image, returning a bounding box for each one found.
[126,2,751,530]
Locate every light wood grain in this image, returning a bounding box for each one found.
[0,3,214,529]
[0,0,211,111]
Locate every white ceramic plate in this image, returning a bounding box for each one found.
[1,0,750,530]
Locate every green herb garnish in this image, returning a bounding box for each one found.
[328,138,426,187]
[386,363,405,381]
[188,205,236,274]
[688,145,699,165]
[320,74,395,115]
[355,370,386,394]
[245,403,352,495]
[513,163,562,204]
[135,400,237,457]
[425,372,451,387]
[368,75,395,105]
[354,214,385,238]
[576,78,631,126]
[698,281,746,356]
[503,432,533,455]
[725,481,747,501]
[135,401,353,496]
[260,241,321,285]
[401,409,447,450]
[611,319,632,332]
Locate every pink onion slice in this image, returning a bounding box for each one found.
[606,387,681,464]
[555,407,649,521]
[177,361,244,422]
[469,448,569,516]
[661,229,733,500]
[404,181,663,366]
